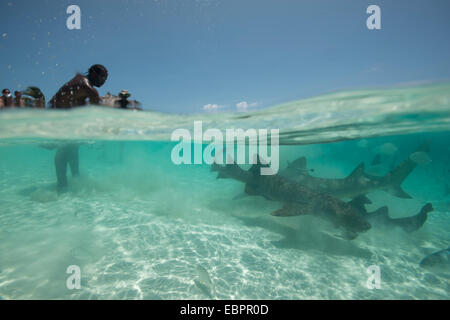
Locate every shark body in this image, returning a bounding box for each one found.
[212,161,372,240]
[348,196,433,233]
[212,153,433,238]
[280,157,415,199]
[279,142,430,200]
[419,246,450,270]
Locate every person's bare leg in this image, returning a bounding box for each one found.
[55,147,68,193]
[68,144,80,177]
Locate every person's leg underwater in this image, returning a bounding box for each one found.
[67,144,80,177]
[54,147,69,193]
[54,144,80,193]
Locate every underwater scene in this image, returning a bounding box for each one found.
[0,84,449,300]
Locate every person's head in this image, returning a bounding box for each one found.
[88,64,108,87]
[14,91,22,97]
[2,89,11,97]
[119,90,131,100]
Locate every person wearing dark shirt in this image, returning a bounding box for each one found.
[49,64,107,108]
[49,64,108,193]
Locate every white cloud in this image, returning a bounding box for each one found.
[364,66,382,73]
[236,101,258,111]
[203,103,223,112]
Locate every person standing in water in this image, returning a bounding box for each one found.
[115,90,131,109]
[14,91,25,107]
[0,89,14,108]
[49,64,108,108]
[23,86,46,108]
[49,64,108,193]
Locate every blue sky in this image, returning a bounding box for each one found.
[1,0,449,113]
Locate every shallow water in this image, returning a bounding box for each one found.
[0,84,449,300]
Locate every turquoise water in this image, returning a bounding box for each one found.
[0,84,449,299]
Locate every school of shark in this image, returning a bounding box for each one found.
[210,141,436,242]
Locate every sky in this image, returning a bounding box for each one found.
[1,0,449,113]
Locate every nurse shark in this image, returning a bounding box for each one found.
[211,160,372,240]
[419,247,450,270]
[279,141,430,199]
[212,158,432,239]
[348,196,433,233]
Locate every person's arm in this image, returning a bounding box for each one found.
[88,88,100,105]
[81,79,100,105]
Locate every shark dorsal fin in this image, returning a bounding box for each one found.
[294,157,307,169]
[288,157,307,172]
[346,163,365,180]
[348,194,372,213]
[249,155,270,175]
[249,163,261,175]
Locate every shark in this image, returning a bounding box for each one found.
[279,142,430,200]
[211,160,373,240]
[347,196,433,233]
[212,156,433,238]
[419,246,450,271]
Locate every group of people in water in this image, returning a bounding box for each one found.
[1,64,141,192]
[0,64,141,110]
[0,87,45,108]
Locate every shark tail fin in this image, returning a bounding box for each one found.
[387,185,412,199]
[382,159,415,198]
[396,203,433,233]
[381,141,431,199]
[345,163,365,181]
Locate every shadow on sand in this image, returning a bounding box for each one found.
[233,214,373,259]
